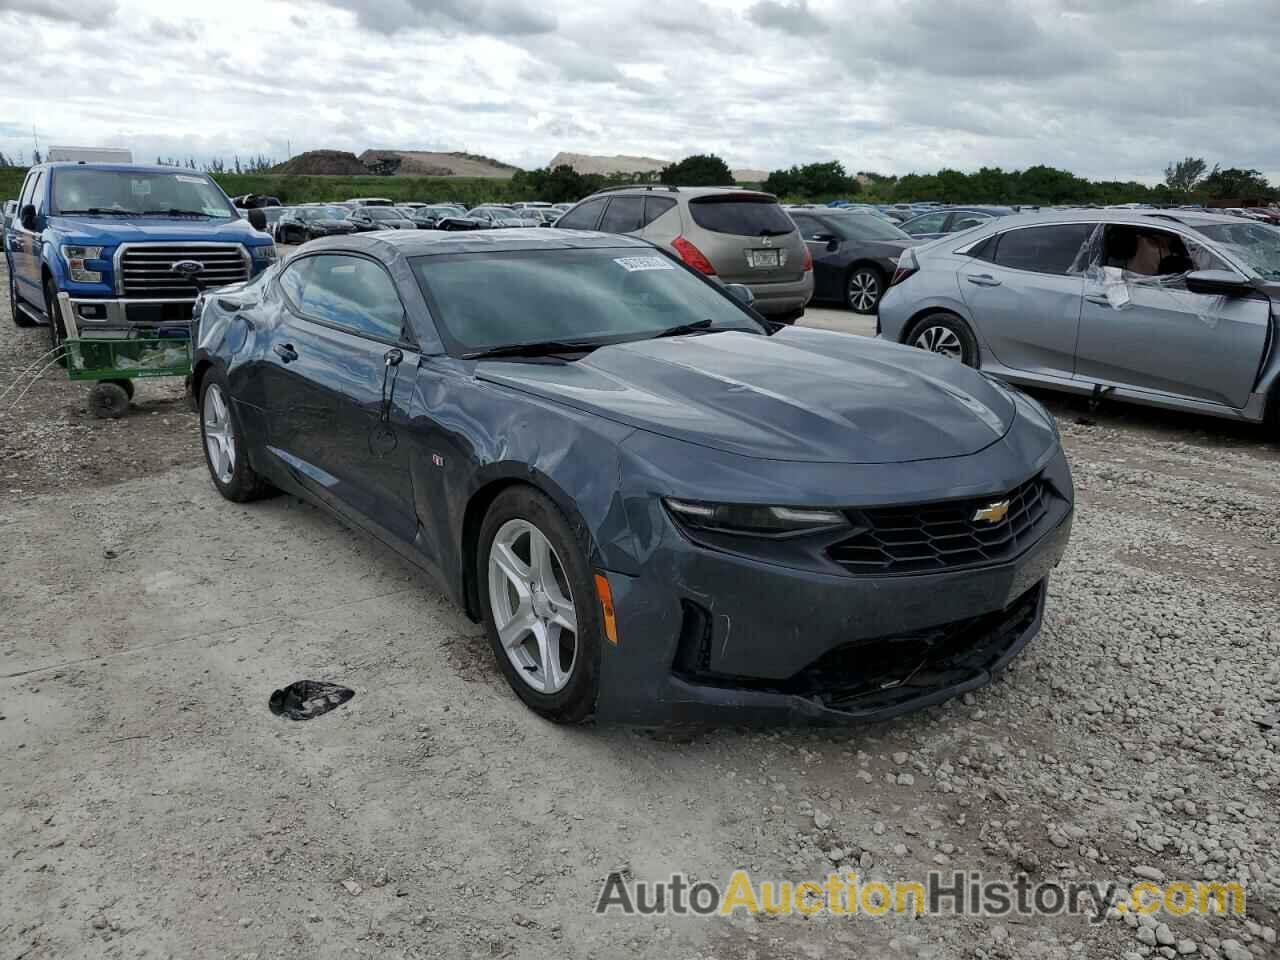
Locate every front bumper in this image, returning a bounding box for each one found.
[594,503,1072,727]
[62,296,196,336]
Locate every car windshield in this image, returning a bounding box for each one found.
[413,248,766,354]
[367,208,401,220]
[51,169,236,217]
[829,213,913,241]
[1192,222,1280,280]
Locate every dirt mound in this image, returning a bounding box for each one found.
[358,150,520,178]
[548,152,669,176]
[272,150,367,176]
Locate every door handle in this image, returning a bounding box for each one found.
[273,342,298,363]
[965,274,1002,287]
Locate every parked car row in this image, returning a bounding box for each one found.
[878,208,1280,433]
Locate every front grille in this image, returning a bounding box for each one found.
[828,475,1051,575]
[119,244,249,298]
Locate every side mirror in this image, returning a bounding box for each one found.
[247,208,268,232]
[1184,269,1256,297]
[20,204,37,230]
[724,283,755,306]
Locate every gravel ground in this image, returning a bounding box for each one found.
[1,256,1278,960]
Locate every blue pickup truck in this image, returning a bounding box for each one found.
[5,162,276,347]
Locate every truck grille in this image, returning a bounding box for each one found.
[828,475,1052,575]
[118,244,249,298]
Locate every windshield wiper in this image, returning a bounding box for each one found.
[650,318,714,339]
[139,208,217,218]
[58,208,134,216]
[463,339,603,360]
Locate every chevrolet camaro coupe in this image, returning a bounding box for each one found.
[190,229,1074,725]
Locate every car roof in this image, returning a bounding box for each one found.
[298,228,653,260]
[965,208,1247,229]
[35,162,212,176]
[584,185,777,202]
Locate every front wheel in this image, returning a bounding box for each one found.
[845,266,885,314]
[907,312,979,367]
[478,487,602,724]
[200,371,274,502]
[44,278,67,365]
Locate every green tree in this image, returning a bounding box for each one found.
[764,161,859,200]
[1198,166,1272,200]
[660,154,733,187]
[1164,157,1207,195]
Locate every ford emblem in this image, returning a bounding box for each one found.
[171,259,204,277]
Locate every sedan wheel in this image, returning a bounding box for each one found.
[203,383,237,485]
[488,518,578,695]
[199,371,275,502]
[846,268,883,313]
[914,324,964,359]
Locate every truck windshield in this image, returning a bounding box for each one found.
[51,169,236,218]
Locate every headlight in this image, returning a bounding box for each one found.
[665,499,849,538]
[61,245,103,283]
[251,244,278,263]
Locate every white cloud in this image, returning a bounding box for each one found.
[0,0,1278,183]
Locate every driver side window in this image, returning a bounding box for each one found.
[1102,225,1229,278]
[281,254,408,343]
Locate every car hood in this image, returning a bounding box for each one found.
[48,215,266,245]
[478,327,1015,464]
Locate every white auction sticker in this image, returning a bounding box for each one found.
[614,256,674,272]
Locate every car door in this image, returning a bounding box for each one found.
[263,252,422,544]
[1072,224,1269,409]
[791,213,843,300]
[11,170,42,303]
[958,222,1095,377]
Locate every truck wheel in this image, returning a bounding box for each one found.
[44,277,68,366]
[89,382,130,419]
[10,271,36,327]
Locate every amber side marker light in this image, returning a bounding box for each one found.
[594,573,619,645]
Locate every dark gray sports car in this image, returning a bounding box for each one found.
[190,229,1073,725]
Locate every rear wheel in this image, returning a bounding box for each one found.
[9,269,36,327]
[478,487,602,724]
[907,312,979,367]
[845,265,886,313]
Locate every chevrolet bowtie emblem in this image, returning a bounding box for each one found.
[973,500,1010,524]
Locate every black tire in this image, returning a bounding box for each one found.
[88,381,130,419]
[199,368,275,502]
[906,311,980,367]
[44,277,68,365]
[115,378,135,399]
[9,268,36,327]
[477,486,602,724]
[845,265,886,314]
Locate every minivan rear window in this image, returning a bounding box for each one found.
[688,195,794,237]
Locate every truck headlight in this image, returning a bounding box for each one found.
[61,245,103,283]
[251,244,278,263]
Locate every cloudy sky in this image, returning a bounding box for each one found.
[2,0,1278,183]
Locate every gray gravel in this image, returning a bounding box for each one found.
[1,260,1278,959]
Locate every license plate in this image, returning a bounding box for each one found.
[748,249,779,269]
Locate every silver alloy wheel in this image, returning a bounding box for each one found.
[848,270,880,312]
[914,325,964,360]
[488,518,578,695]
[203,383,237,485]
